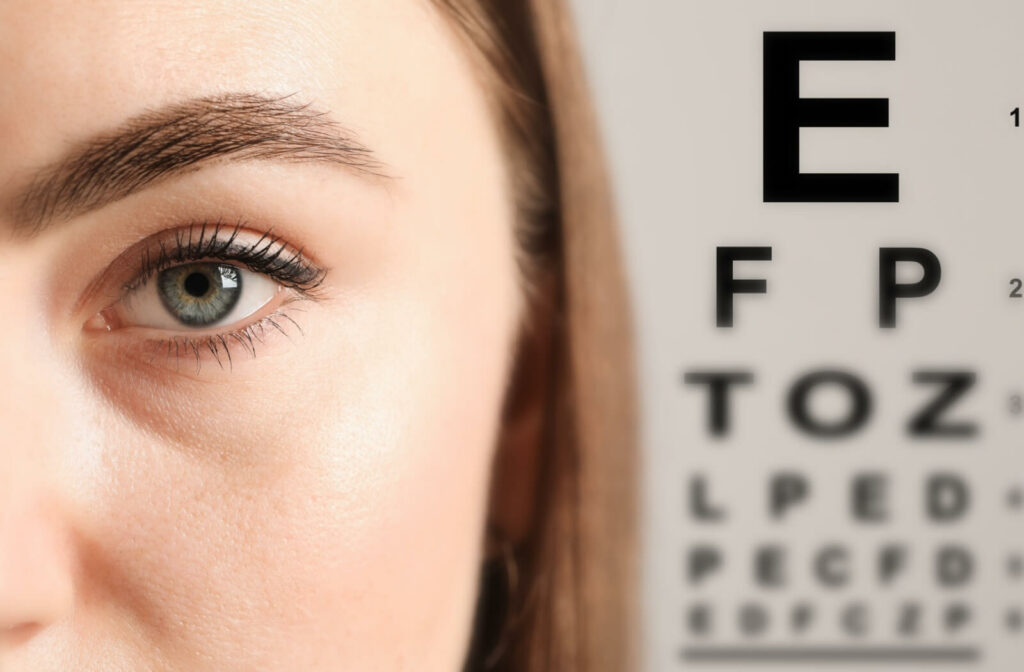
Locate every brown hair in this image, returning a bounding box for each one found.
[429,2,637,670]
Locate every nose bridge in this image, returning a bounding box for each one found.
[0,247,77,637]
[0,420,76,639]
[0,246,65,451]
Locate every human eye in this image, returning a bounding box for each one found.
[85,220,328,371]
[120,262,277,331]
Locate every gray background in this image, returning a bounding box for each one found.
[570,1,1024,671]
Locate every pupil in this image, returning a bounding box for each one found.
[184,272,211,298]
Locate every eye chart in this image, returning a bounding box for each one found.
[575,1,1024,670]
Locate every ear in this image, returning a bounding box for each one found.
[486,272,557,556]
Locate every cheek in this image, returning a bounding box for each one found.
[72,202,520,670]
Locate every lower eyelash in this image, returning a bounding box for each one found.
[145,308,306,374]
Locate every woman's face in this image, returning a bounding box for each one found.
[0,1,522,670]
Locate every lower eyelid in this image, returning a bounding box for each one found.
[91,305,311,377]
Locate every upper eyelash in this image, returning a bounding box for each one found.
[123,219,328,296]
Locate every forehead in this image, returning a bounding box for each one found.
[0,0,472,180]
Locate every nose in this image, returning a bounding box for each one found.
[0,497,75,642]
[0,251,76,644]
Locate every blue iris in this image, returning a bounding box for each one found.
[157,263,242,327]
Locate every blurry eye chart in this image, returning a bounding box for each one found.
[575,0,1024,670]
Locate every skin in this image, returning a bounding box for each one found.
[0,1,524,670]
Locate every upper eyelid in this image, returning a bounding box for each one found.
[122,221,329,296]
[72,219,329,321]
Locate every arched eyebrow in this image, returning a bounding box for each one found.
[8,93,386,236]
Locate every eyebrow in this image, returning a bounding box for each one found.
[8,93,384,235]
